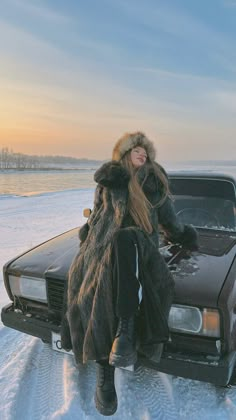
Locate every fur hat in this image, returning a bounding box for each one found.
[112,131,156,162]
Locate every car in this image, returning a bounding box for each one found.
[1,170,236,386]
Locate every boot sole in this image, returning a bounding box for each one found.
[109,350,137,368]
[94,391,118,416]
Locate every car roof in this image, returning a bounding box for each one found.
[167,170,236,185]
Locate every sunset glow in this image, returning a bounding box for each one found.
[1,0,236,160]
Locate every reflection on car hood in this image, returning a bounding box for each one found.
[168,231,236,307]
[7,228,80,280]
[7,228,236,308]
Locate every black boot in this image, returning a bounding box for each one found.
[109,317,137,368]
[94,360,117,416]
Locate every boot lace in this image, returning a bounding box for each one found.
[97,363,114,387]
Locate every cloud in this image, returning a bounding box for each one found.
[109,0,236,75]
[1,18,235,139]
[6,0,71,23]
[222,0,236,7]
[211,90,236,113]
[1,0,236,160]
[125,65,233,85]
[111,1,216,43]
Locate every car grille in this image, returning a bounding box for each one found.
[47,277,65,313]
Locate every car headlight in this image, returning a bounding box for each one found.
[9,275,47,303]
[168,305,220,338]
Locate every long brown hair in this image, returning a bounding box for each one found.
[120,152,170,234]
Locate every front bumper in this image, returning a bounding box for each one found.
[2,303,236,386]
[140,349,236,386]
[1,303,60,342]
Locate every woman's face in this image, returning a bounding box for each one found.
[130,146,147,168]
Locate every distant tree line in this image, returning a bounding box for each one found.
[0,148,40,169]
[0,147,102,170]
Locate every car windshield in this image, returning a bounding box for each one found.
[170,177,236,232]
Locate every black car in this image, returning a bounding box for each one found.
[1,171,236,386]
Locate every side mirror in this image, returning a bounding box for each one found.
[83,208,92,218]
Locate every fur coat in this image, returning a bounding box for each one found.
[61,161,198,364]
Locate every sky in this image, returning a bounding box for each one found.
[0,0,236,161]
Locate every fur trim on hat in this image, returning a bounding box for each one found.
[112,132,156,162]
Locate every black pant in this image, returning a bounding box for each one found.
[112,229,140,318]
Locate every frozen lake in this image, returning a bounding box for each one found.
[1,188,236,419]
[0,169,97,197]
[1,161,235,198]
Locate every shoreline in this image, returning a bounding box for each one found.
[0,167,99,172]
[0,186,95,199]
[1,160,236,172]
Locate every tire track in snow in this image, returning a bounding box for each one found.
[0,333,40,420]
[0,333,67,420]
[171,376,230,420]
[26,343,66,420]
[7,341,76,420]
[0,331,87,420]
[45,357,178,419]
[55,361,178,419]
[0,327,32,369]
[1,329,234,419]
[76,361,97,416]
[0,328,33,377]
[114,365,178,420]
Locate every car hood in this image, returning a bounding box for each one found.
[167,231,236,307]
[7,228,80,280]
[7,228,236,307]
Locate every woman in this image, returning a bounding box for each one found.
[61,132,198,416]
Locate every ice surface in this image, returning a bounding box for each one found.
[1,189,236,419]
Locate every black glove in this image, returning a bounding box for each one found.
[179,225,199,251]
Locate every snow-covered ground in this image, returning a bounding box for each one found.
[1,190,236,420]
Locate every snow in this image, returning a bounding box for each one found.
[1,190,236,419]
